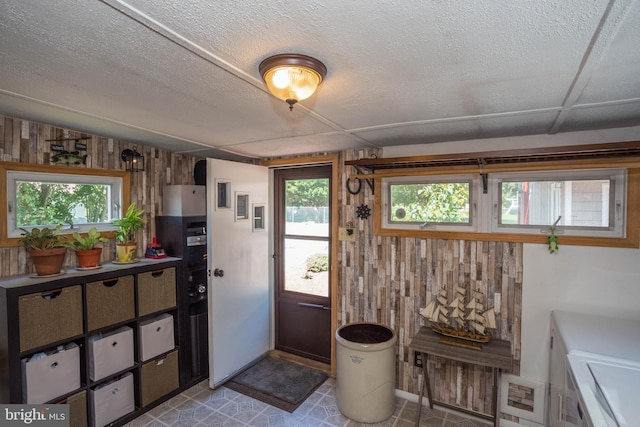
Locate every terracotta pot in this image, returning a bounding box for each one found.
[75,247,102,268]
[115,242,137,263]
[28,247,67,276]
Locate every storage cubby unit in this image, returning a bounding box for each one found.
[0,258,188,427]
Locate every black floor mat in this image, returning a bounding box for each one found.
[224,356,328,413]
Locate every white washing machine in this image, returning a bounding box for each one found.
[549,311,640,427]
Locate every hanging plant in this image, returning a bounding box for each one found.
[548,226,559,254]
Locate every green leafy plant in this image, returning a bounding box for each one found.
[548,226,559,254]
[305,253,329,273]
[112,203,146,243]
[62,227,108,251]
[18,225,64,250]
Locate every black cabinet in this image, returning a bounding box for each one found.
[156,216,209,386]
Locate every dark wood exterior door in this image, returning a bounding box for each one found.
[274,165,332,364]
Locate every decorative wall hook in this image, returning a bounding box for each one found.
[346,165,375,195]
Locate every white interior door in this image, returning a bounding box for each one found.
[206,158,269,387]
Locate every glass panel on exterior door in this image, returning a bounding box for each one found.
[284,238,329,297]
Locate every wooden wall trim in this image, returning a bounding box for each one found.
[373,167,640,249]
[264,153,340,376]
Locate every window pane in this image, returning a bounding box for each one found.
[284,178,329,237]
[499,179,611,228]
[390,182,470,224]
[284,238,329,297]
[16,180,112,227]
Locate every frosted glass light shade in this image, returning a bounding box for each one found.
[259,54,327,110]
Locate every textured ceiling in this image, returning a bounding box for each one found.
[1,0,639,160]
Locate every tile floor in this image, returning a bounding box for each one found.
[124,378,492,427]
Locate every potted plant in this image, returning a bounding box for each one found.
[63,227,108,268]
[112,202,145,263]
[19,225,68,276]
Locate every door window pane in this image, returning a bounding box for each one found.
[284,238,329,297]
[284,178,329,237]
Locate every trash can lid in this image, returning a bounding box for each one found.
[338,323,394,344]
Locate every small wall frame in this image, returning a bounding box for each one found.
[235,192,249,221]
[499,374,545,424]
[215,179,231,210]
[253,204,265,231]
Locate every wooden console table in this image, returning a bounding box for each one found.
[409,327,513,427]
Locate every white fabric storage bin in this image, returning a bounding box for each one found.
[21,343,80,403]
[139,313,174,361]
[88,326,134,381]
[90,372,135,427]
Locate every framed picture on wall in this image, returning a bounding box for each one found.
[235,192,249,221]
[253,204,265,231]
[215,179,231,210]
[500,374,545,424]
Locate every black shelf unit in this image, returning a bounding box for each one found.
[155,215,209,386]
[0,258,184,426]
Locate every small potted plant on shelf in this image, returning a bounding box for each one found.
[19,225,68,276]
[62,227,108,268]
[112,202,146,263]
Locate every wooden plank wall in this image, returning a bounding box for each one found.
[339,149,522,418]
[1,115,524,418]
[0,115,201,278]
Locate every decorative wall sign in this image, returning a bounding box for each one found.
[356,204,371,220]
[51,151,87,165]
[48,137,89,166]
[500,374,545,424]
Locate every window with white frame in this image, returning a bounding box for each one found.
[381,175,479,232]
[491,169,626,238]
[381,168,627,238]
[6,170,124,238]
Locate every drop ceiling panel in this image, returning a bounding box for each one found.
[0,1,336,148]
[575,1,640,103]
[219,132,366,158]
[1,0,639,159]
[558,102,640,133]
[352,111,558,147]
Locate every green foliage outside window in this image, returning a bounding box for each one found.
[305,253,329,272]
[16,181,109,227]
[285,178,329,223]
[390,182,470,223]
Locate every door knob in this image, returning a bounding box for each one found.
[213,268,224,277]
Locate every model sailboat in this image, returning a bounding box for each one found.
[420,286,497,346]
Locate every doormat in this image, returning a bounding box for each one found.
[224,356,328,412]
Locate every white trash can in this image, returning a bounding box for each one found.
[335,322,397,423]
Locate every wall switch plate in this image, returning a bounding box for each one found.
[338,227,356,242]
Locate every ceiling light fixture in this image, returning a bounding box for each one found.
[259,53,327,111]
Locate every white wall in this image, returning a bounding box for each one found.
[521,243,640,380]
[384,127,640,384]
